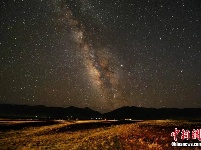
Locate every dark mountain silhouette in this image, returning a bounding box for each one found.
[0,104,101,120]
[104,106,201,120]
[0,104,200,120]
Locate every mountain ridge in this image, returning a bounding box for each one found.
[0,104,200,120]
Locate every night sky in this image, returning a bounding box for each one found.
[0,0,201,112]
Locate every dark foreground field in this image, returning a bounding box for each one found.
[0,119,201,150]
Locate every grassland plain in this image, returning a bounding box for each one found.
[0,120,201,150]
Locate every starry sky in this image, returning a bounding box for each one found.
[0,0,201,112]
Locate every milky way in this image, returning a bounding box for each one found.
[55,1,125,110]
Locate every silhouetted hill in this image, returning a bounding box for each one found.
[0,104,101,119]
[104,106,201,120]
[0,104,201,120]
